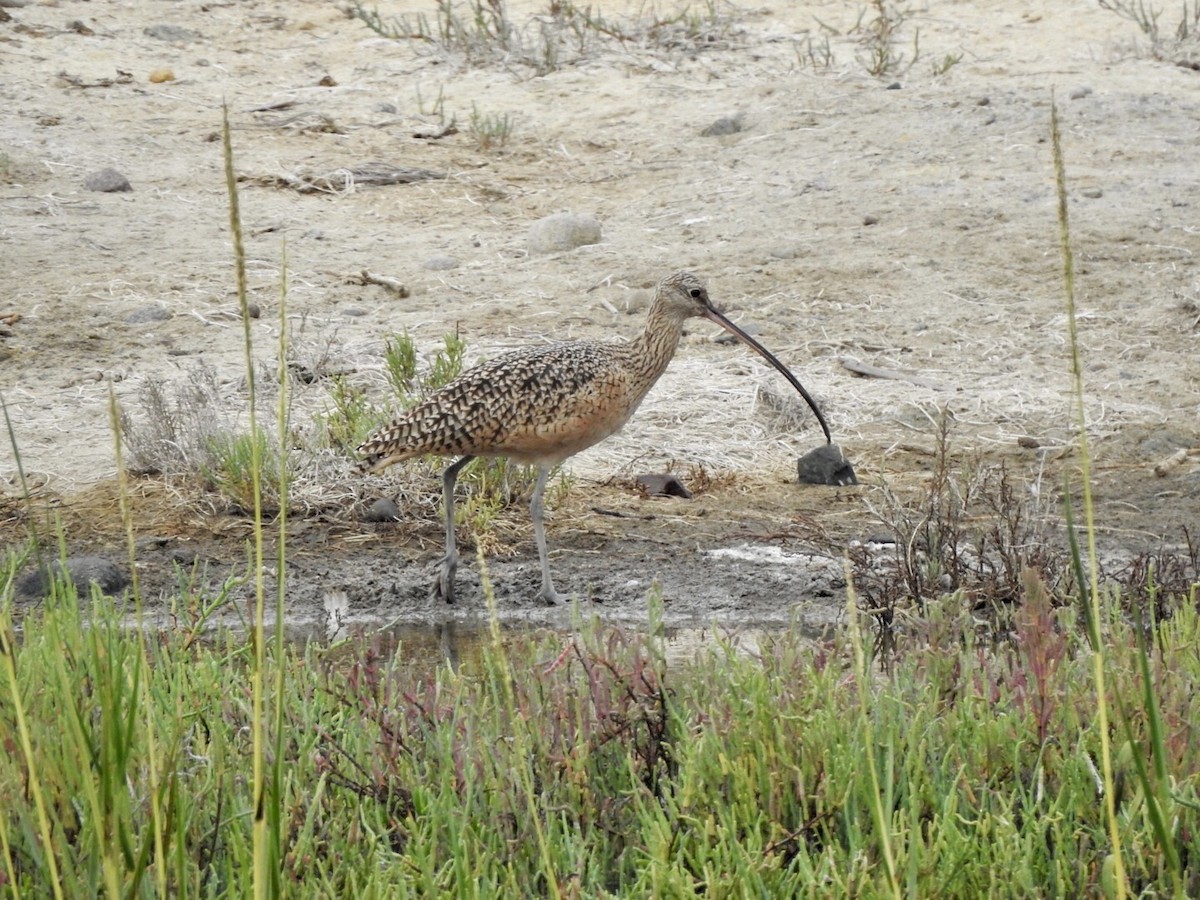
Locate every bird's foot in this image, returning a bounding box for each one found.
[430,556,458,604]
[539,585,567,606]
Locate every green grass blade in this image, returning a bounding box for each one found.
[270,238,291,882]
[1062,477,1096,650]
[0,624,65,898]
[845,559,901,900]
[221,100,275,898]
[1051,94,1126,899]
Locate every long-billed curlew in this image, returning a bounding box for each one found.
[357,271,832,605]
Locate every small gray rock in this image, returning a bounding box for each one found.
[124,304,171,324]
[423,254,460,271]
[363,497,401,522]
[797,444,858,487]
[1081,187,1103,199]
[1136,429,1193,459]
[700,114,744,137]
[768,243,805,260]
[526,213,601,255]
[17,556,129,599]
[341,306,368,318]
[143,24,201,43]
[84,167,132,192]
[1069,85,1093,100]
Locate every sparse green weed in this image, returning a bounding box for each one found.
[467,103,514,150]
[931,50,963,75]
[321,375,379,452]
[383,331,419,399]
[855,0,919,77]
[1099,0,1200,57]
[459,455,547,543]
[202,428,282,513]
[1099,0,1164,40]
[415,83,453,127]
[426,331,466,392]
[351,0,737,73]
[794,31,835,70]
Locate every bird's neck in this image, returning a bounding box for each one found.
[628,298,687,384]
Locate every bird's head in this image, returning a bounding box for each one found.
[655,270,834,444]
[655,271,715,320]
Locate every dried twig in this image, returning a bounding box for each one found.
[353,271,409,297]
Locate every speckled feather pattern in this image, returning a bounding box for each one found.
[357,272,702,472]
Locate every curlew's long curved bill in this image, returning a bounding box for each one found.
[703,307,833,444]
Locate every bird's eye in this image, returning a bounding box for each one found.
[689,288,702,299]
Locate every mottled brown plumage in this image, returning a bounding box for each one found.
[358,271,830,605]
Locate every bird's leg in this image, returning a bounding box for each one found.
[433,455,474,603]
[531,465,566,605]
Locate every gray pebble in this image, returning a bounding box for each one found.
[1081,187,1103,199]
[423,254,460,271]
[143,24,201,43]
[363,497,401,522]
[124,304,171,324]
[768,243,805,260]
[17,556,128,599]
[526,213,601,255]
[375,102,398,114]
[1069,85,1093,100]
[84,167,132,192]
[245,302,261,319]
[863,214,880,226]
[341,306,368,317]
[1136,429,1193,459]
[797,444,858,487]
[700,114,744,137]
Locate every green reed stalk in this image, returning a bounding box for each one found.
[221,101,275,898]
[270,242,290,874]
[109,386,169,896]
[0,627,63,898]
[1051,95,1127,899]
[480,550,563,899]
[845,562,900,899]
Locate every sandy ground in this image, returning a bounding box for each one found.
[2,0,1198,632]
